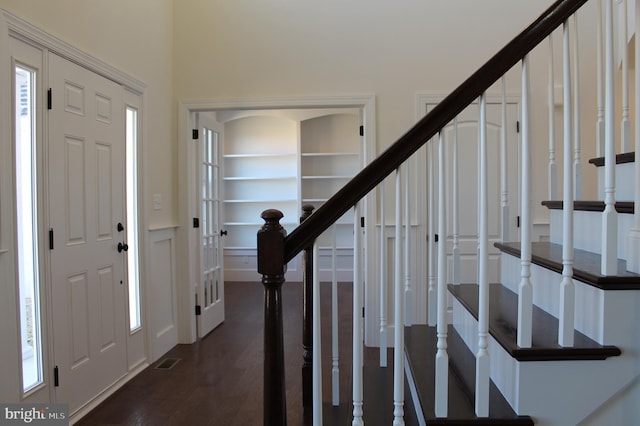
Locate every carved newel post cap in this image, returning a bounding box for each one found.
[301,204,315,222]
[261,209,284,223]
[258,209,286,276]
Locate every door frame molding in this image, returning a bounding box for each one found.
[177,95,377,343]
[0,9,149,411]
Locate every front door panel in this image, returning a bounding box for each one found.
[48,53,127,414]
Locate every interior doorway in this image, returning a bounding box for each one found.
[177,96,376,344]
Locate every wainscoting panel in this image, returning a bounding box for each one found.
[149,227,178,361]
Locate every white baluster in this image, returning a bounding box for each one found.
[597,0,606,157]
[628,0,640,274]
[560,20,576,347]
[428,140,437,326]
[452,119,461,285]
[476,94,490,417]
[501,77,510,242]
[405,160,413,326]
[518,55,533,348]
[352,205,364,426]
[549,35,558,200]
[393,167,405,426]
[573,13,583,200]
[602,0,619,275]
[435,132,449,417]
[621,0,632,153]
[332,225,339,406]
[312,242,323,425]
[380,179,388,366]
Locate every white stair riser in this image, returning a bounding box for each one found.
[596,162,635,201]
[500,253,640,345]
[548,209,634,262]
[451,293,640,426]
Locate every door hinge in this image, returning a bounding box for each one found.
[359,125,364,136]
[195,305,201,316]
[360,217,365,228]
[516,121,520,133]
[47,88,52,110]
[193,217,200,228]
[49,228,54,250]
[517,216,521,228]
[362,307,365,318]
[54,366,59,387]
[434,233,439,243]
[192,129,199,140]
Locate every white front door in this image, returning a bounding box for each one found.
[197,113,225,337]
[48,53,127,413]
[427,99,520,283]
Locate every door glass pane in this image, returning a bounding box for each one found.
[126,107,141,331]
[15,65,43,392]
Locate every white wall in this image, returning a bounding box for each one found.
[0,0,175,228]
[173,0,600,227]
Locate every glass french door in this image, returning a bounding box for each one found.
[197,114,225,337]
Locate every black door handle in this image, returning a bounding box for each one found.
[118,242,129,253]
[220,229,228,236]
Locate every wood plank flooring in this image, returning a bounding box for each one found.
[75,280,414,425]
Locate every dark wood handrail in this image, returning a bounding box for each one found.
[283,0,588,263]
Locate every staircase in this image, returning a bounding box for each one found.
[405,150,639,425]
[258,0,640,424]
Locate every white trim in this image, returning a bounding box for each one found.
[148,224,179,232]
[1,9,145,94]
[178,95,376,344]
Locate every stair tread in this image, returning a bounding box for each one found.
[588,151,635,167]
[541,200,634,214]
[405,325,533,424]
[495,241,640,290]
[449,283,621,361]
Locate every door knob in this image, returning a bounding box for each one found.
[118,242,129,253]
[220,229,228,236]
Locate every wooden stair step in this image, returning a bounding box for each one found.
[495,241,640,290]
[405,324,533,424]
[448,283,621,361]
[588,151,635,167]
[541,200,634,214]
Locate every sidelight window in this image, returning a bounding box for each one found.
[15,65,43,392]
[126,106,141,332]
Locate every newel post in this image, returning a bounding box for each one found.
[258,209,287,426]
[300,204,315,408]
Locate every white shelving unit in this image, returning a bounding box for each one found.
[221,112,360,281]
[300,114,361,278]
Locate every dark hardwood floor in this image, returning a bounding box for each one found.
[76,280,409,425]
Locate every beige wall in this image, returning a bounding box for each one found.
[173,0,600,225]
[1,0,603,227]
[0,0,176,227]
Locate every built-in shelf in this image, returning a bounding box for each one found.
[224,199,298,203]
[223,153,297,158]
[301,175,353,180]
[221,112,361,281]
[224,176,296,181]
[301,152,359,157]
